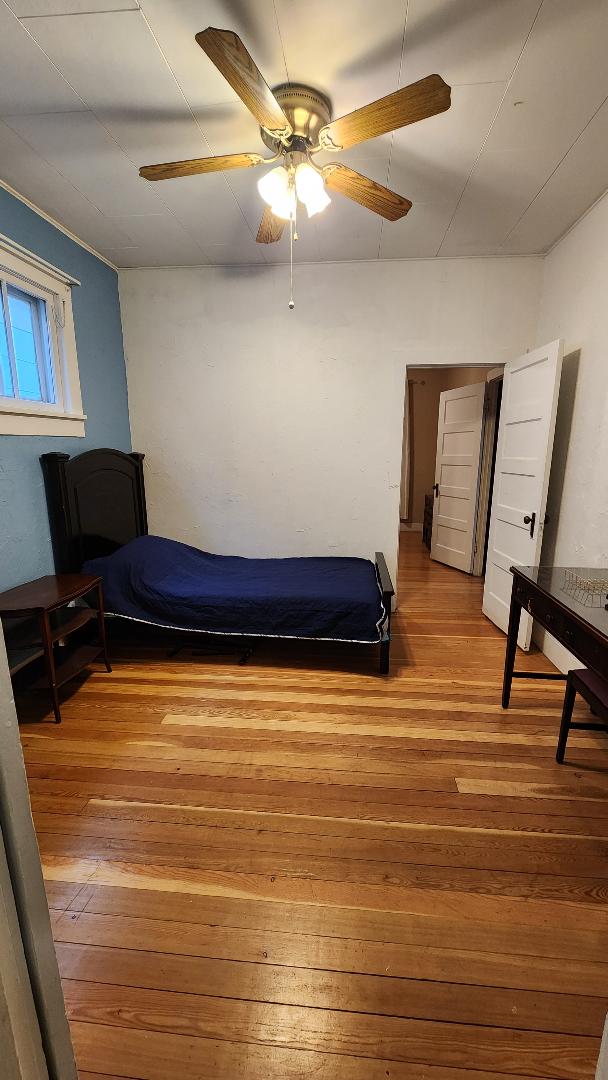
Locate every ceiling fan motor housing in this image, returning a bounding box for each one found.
[260,83,333,152]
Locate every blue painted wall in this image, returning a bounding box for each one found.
[0,187,131,589]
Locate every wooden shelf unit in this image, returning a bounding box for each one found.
[0,573,111,723]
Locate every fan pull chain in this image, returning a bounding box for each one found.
[288,210,295,309]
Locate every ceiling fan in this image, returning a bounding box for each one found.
[139,27,452,246]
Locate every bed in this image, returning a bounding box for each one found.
[40,448,394,673]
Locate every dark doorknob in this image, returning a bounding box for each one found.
[523,512,536,538]
[433,483,439,497]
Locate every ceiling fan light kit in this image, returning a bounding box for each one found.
[258,156,331,221]
[139,25,452,305]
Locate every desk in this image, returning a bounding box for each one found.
[502,566,608,708]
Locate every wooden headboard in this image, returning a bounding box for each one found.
[41,448,148,572]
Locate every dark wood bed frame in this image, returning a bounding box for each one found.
[40,448,394,674]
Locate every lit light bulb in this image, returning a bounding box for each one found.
[257,166,289,208]
[295,162,331,217]
[271,186,297,221]
[257,165,297,221]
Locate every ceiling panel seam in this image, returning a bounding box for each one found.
[500,92,608,251]
[272,0,291,85]
[0,114,130,223]
[134,4,254,260]
[133,1,290,261]
[451,79,509,88]
[17,6,140,17]
[377,0,410,260]
[0,93,208,258]
[434,0,544,257]
[2,0,189,254]
[4,0,90,108]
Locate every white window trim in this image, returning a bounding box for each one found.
[0,233,86,437]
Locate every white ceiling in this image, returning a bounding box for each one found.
[1,0,607,267]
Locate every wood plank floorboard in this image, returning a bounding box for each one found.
[19,534,608,1079]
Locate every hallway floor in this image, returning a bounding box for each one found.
[20,533,608,1079]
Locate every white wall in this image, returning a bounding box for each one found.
[120,257,542,589]
[535,193,608,670]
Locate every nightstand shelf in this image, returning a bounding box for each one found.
[8,644,45,677]
[47,606,97,643]
[33,643,104,691]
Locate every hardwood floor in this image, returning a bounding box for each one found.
[20,533,608,1080]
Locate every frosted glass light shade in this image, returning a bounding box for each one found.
[270,187,297,221]
[257,166,289,208]
[257,165,297,221]
[295,163,331,217]
[304,187,330,218]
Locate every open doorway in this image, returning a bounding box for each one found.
[401,365,503,577]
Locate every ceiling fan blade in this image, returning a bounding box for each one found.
[324,164,412,221]
[196,27,292,141]
[318,74,450,152]
[140,152,265,181]
[256,206,285,244]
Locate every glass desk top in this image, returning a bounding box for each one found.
[514,565,608,639]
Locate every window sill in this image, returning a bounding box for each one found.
[0,408,86,437]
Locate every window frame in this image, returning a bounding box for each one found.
[0,234,86,437]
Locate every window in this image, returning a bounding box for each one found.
[1,283,55,404]
[0,235,85,437]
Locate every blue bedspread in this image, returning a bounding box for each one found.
[84,535,385,643]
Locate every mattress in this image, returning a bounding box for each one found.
[84,534,385,644]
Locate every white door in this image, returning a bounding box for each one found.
[430,382,486,573]
[482,340,563,649]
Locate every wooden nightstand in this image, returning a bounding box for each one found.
[0,574,111,723]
